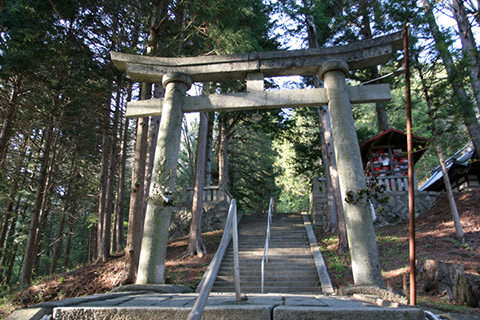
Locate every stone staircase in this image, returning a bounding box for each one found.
[212,213,321,293]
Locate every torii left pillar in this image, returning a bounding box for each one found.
[136,72,192,284]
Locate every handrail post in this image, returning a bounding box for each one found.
[232,204,241,301]
[261,196,274,294]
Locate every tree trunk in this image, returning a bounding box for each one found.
[317,107,348,250]
[0,76,21,169]
[97,112,110,261]
[3,242,18,285]
[218,114,229,191]
[144,84,164,201]
[3,200,28,285]
[372,69,390,132]
[416,62,465,243]
[113,114,129,252]
[0,201,14,261]
[0,194,21,276]
[49,202,67,274]
[19,103,57,287]
[32,128,60,275]
[302,0,348,250]
[436,143,465,241]
[422,0,480,153]
[357,0,390,132]
[187,112,209,257]
[49,159,76,274]
[316,109,337,232]
[0,134,30,259]
[63,204,75,269]
[205,111,215,186]
[451,0,480,105]
[104,82,124,256]
[124,83,151,284]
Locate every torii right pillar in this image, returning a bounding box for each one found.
[320,60,383,286]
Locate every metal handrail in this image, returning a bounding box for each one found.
[188,199,241,320]
[261,197,274,293]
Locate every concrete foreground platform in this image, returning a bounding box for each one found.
[8,291,425,320]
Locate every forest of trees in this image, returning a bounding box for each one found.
[0,0,479,289]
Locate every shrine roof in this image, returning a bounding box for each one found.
[360,128,429,165]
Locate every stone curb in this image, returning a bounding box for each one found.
[301,212,334,294]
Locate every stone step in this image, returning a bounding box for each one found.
[221,256,316,262]
[221,256,314,263]
[222,255,312,261]
[219,265,316,271]
[213,212,323,296]
[236,234,307,238]
[217,268,318,274]
[224,249,311,254]
[215,275,318,282]
[231,242,308,246]
[211,287,322,293]
[213,282,320,289]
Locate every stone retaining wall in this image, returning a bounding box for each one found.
[311,190,441,228]
[370,191,440,226]
[168,201,229,239]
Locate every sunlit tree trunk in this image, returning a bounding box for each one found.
[205,112,215,186]
[124,84,150,284]
[187,112,209,256]
[144,84,164,201]
[218,114,229,191]
[124,0,170,284]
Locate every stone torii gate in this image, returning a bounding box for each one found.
[111,32,403,287]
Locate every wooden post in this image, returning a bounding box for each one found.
[404,24,416,306]
[320,60,382,286]
[136,72,192,284]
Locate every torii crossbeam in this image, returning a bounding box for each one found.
[111,31,403,288]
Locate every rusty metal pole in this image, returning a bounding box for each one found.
[403,24,416,306]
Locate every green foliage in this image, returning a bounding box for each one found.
[230,122,281,213]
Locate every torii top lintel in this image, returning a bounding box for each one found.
[110,32,403,83]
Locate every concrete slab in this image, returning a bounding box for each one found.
[77,295,137,307]
[5,307,50,320]
[53,305,272,320]
[112,283,193,293]
[283,295,329,306]
[117,294,171,307]
[273,306,424,320]
[16,292,426,320]
[36,291,139,308]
